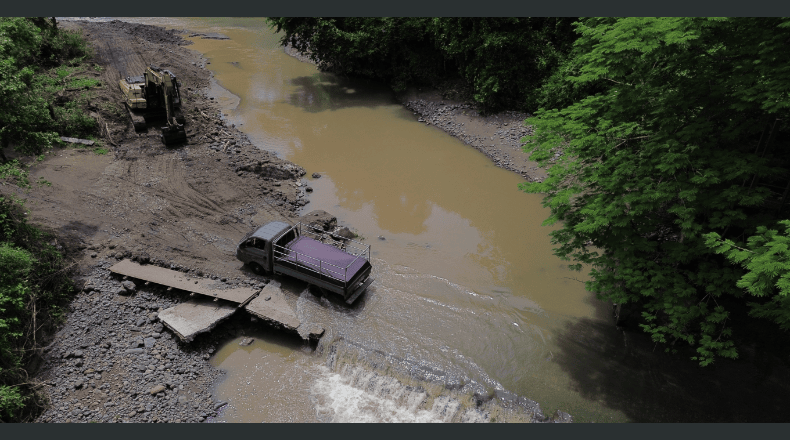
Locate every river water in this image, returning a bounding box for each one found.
[91,17,790,423]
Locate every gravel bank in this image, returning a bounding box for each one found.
[401,98,543,182]
[36,261,226,423]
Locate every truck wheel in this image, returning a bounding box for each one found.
[249,262,265,275]
[308,284,323,297]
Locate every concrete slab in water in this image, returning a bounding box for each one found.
[296,323,325,341]
[109,259,258,304]
[245,281,300,331]
[159,299,237,342]
[244,281,325,340]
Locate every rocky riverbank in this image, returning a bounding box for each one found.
[400,97,544,182]
[34,209,342,423]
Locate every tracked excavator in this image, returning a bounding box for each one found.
[119,66,187,145]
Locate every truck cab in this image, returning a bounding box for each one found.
[236,221,293,274]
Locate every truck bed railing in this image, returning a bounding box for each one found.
[272,222,371,288]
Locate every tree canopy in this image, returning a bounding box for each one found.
[521,17,790,365]
[0,17,93,162]
[267,17,578,112]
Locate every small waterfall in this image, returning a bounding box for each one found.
[310,364,494,423]
[306,334,545,423]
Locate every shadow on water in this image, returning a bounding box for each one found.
[287,73,397,113]
[552,295,790,422]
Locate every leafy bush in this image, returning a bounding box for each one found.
[0,196,75,421]
[0,160,31,188]
[52,101,97,137]
[1,18,95,162]
[67,77,100,89]
[0,384,25,418]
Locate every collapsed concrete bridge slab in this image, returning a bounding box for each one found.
[108,259,324,342]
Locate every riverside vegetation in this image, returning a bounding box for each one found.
[270,18,790,367]
[1,17,101,421]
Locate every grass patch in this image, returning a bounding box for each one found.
[0,161,31,189]
[93,147,108,155]
[67,77,101,90]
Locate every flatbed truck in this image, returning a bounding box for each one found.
[236,221,374,304]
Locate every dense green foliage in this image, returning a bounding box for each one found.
[0,17,96,163]
[521,18,790,365]
[0,17,87,421]
[706,222,790,331]
[0,195,75,421]
[267,18,578,112]
[0,241,35,418]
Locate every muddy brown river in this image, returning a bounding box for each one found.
[88,18,789,423]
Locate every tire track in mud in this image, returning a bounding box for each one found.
[157,152,225,219]
[91,28,149,81]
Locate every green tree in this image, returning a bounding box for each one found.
[0,18,60,162]
[267,18,578,112]
[705,221,790,331]
[0,17,94,163]
[430,17,577,110]
[0,242,35,419]
[268,18,440,91]
[0,196,76,421]
[521,17,790,365]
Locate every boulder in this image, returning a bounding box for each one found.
[149,384,166,395]
[334,227,355,240]
[300,210,336,232]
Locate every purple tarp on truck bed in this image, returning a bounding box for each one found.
[277,236,368,283]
